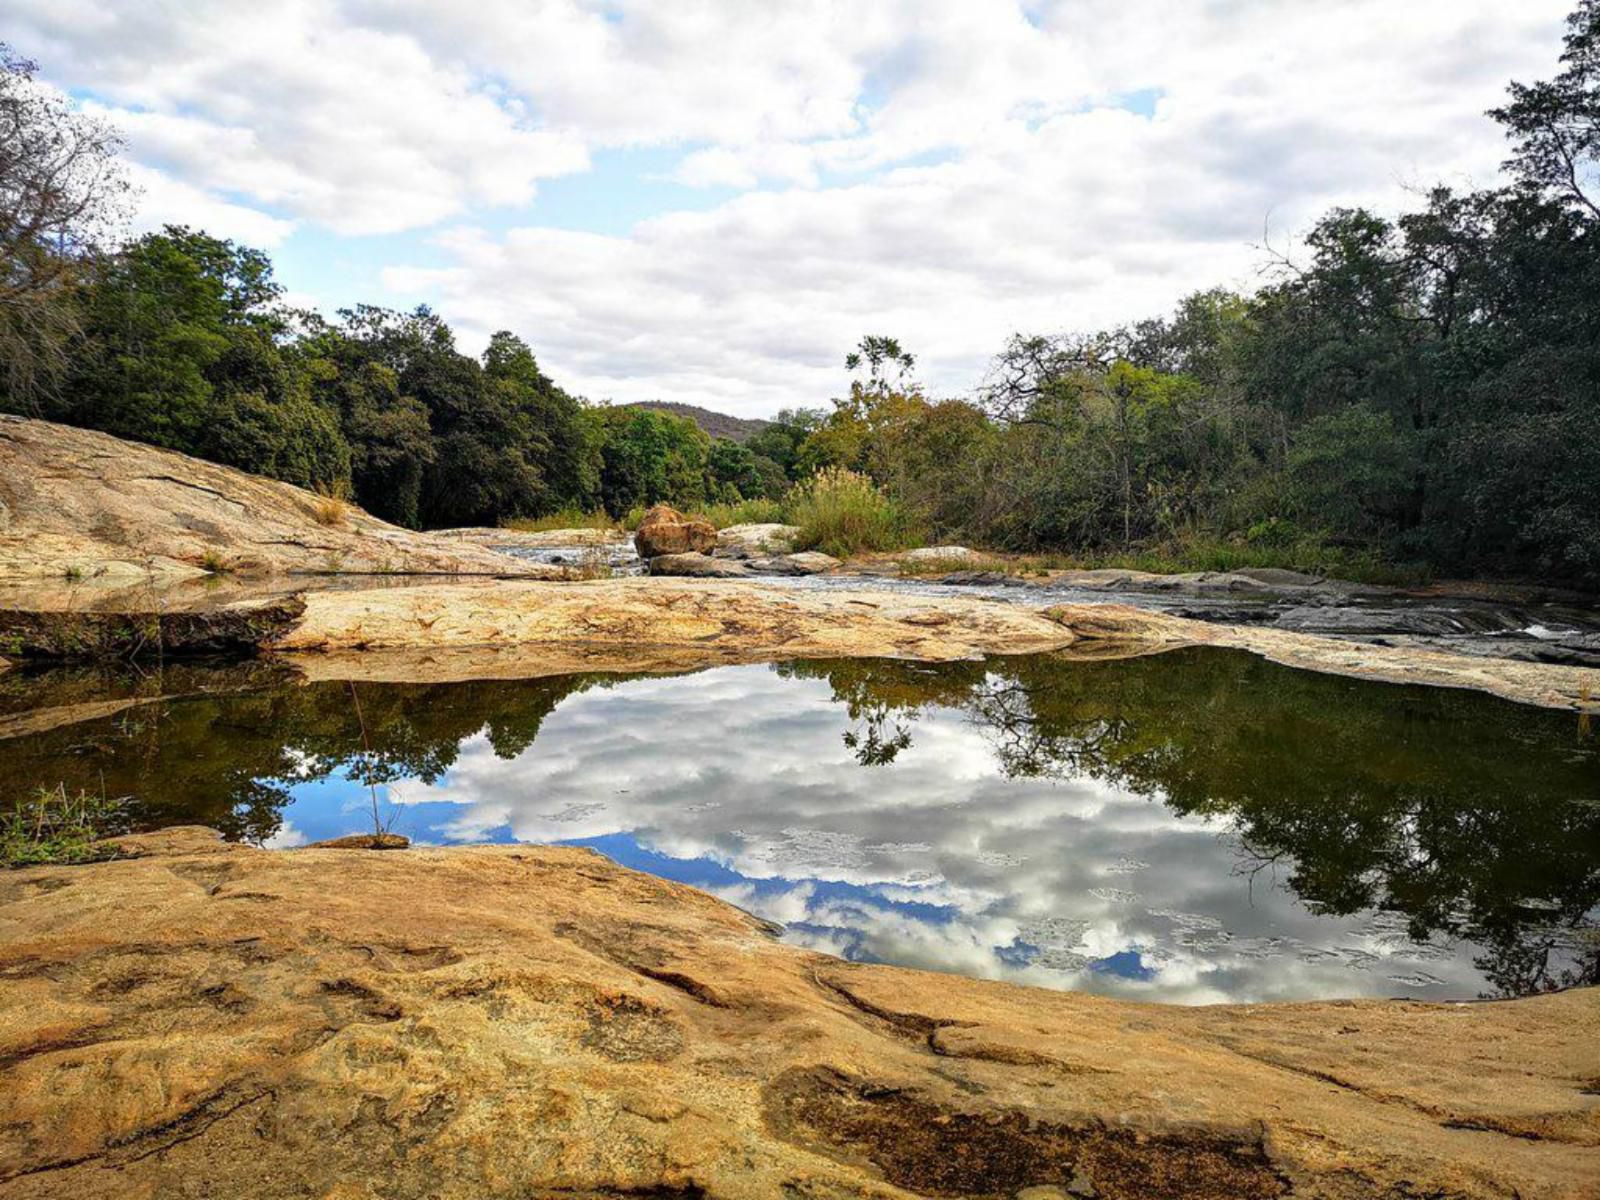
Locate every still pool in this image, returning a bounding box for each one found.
[4,647,1596,1004]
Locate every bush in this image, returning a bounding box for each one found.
[786,467,912,558]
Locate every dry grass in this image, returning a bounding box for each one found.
[312,488,348,528]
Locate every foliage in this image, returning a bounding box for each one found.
[693,497,787,528]
[1,783,126,867]
[592,405,711,516]
[786,467,911,558]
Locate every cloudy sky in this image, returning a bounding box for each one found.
[10,0,1571,415]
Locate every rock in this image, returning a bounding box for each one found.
[745,551,839,576]
[633,504,717,558]
[0,597,309,660]
[646,552,751,578]
[1272,604,1526,638]
[903,545,984,563]
[0,827,1593,1197]
[0,415,543,582]
[716,523,802,558]
[433,526,627,549]
[938,569,1032,587]
[1228,567,1325,588]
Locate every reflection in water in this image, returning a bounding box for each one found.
[3,649,1596,1003]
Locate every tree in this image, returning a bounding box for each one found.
[0,45,130,407]
[1492,0,1600,217]
[593,406,711,515]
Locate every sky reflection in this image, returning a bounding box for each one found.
[245,659,1593,1003]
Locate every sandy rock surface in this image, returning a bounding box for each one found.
[0,416,539,582]
[903,545,985,563]
[0,827,1593,1199]
[431,526,628,549]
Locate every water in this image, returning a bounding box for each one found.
[4,647,1596,1003]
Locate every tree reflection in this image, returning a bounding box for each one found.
[965,650,1600,999]
[769,649,1600,998]
[1,668,628,842]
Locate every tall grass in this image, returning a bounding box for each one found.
[502,507,619,533]
[786,468,912,559]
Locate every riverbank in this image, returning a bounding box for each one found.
[0,826,1594,1198]
[5,577,1594,716]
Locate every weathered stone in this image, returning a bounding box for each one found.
[633,504,717,558]
[0,827,1593,1198]
[716,523,802,558]
[903,545,984,563]
[646,552,751,578]
[0,597,308,660]
[433,526,628,549]
[745,551,839,576]
[937,569,1032,587]
[0,415,544,582]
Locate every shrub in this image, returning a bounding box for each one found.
[2,784,127,868]
[786,467,911,559]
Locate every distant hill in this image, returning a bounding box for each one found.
[627,401,771,444]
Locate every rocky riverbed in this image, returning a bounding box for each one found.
[0,826,1595,1199]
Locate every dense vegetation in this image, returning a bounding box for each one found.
[2,5,1597,581]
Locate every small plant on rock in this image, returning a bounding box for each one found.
[1,784,127,868]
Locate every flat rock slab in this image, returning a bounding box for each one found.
[647,551,752,577]
[249,579,1600,713]
[0,827,1593,1198]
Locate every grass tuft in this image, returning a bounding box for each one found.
[311,488,348,528]
[2,784,127,868]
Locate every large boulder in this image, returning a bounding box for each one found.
[0,415,548,585]
[633,504,716,558]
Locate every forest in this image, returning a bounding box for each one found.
[3,2,1597,583]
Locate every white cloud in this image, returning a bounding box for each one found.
[10,0,1575,413]
[121,161,297,248]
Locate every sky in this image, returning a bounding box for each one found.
[8,0,1573,417]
